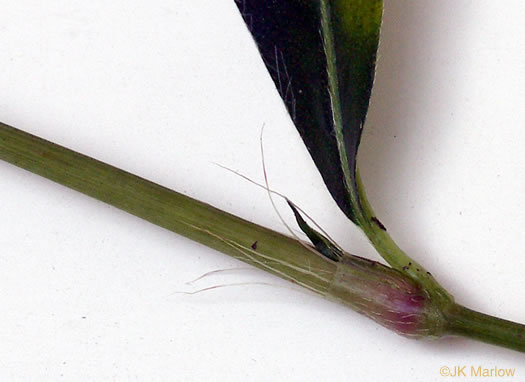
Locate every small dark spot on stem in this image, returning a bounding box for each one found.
[426,271,432,276]
[402,266,409,271]
[251,241,258,250]
[371,217,387,231]
[408,262,412,266]
[416,268,420,272]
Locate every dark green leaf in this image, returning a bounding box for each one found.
[235,0,383,224]
[287,201,342,262]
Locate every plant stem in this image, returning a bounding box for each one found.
[1,121,525,352]
[444,304,525,353]
[0,121,336,295]
[355,169,453,305]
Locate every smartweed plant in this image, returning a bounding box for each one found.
[1,1,524,353]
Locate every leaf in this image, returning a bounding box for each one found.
[287,201,342,262]
[234,0,383,225]
[235,1,453,300]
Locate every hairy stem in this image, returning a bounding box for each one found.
[1,121,525,352]
[0,121,335,295]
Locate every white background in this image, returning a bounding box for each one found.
[1,1,525,380]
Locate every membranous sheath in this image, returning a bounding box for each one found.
[2,121,525,351]
[180,208,448,339]
[326,253,447,338]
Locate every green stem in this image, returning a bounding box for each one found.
[0,121,336,295]
[355,169,453,305]
[355,165,525,351]
[1,121,525,352]
[445,304,525,353]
